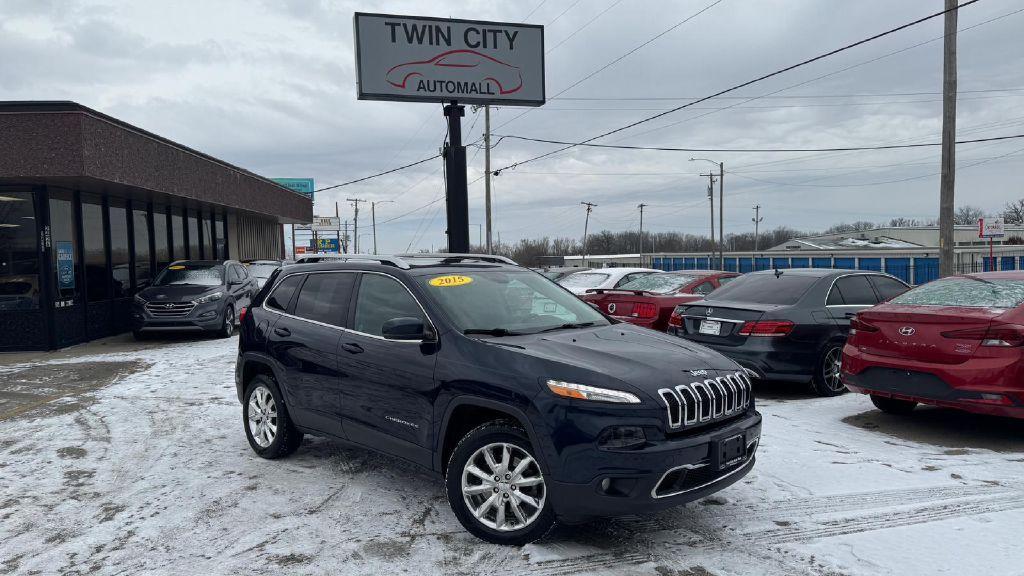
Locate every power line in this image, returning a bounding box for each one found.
[314,155,439,192]
[492,132,1024,155]
[530,93,1024,112]
[521,0,548,22]
[491,0,983,173]
[551,87,1024,101]
[545,0,624,55]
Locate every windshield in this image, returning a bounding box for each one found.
[890,277,1024,309]
[153,264,224,287]
[703,273,818,305]
[558,272,610,289]
[246,264,279,279]
[416,270,610,334]
[620,274,699,294]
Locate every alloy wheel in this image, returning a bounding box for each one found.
[461,442,546,532]
[823,347,843,392]
[247,386,278,448]
[224,308,234,336]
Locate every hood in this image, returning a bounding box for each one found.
[491,323,743,399]
[139,284,222,302]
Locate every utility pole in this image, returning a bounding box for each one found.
[637,203,648,266]
[347,198,366,253]
[939,0,958,277]
[700,173,717,264]
[752,205,763,255]
[370,200,394,255]
[342,220,350,254]
[581,202,597,265]
[484,105,493,253]
[718,162,724,270]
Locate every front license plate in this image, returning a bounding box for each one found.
[698,320,721,336]
[718,434,746,469]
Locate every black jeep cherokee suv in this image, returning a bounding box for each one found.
[235,254,761,545]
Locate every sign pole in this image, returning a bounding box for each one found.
[444,101,469,253]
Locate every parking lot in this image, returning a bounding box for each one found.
[1,335,1021,576]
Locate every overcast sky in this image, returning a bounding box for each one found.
[3,0,1024,253]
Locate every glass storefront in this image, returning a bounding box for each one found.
[82,194,108,302]
[171,206,184,262]
[49,190,79,303]
[109,199,130,298]
[154,205,169,271]
[133,205,150,291]
[201,209,213,260]
[187,210,199,259]
[214,212,226,259]
[0,190,39,310]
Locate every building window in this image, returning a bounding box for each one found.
[201,209,213,260]
[170,206,184,262]
[49,189,80,302]
[154,205,169,272]
[133,204,151,291]
[109,199,130,298]
[187,209,199,259]
[0,190,39,309]
[81,194,108,302]
[214,212,225,259]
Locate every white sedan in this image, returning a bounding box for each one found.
[557,267,662,295]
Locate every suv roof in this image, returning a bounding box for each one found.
[291,253,517,270]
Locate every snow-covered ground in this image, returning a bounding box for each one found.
[1,337,1022,575]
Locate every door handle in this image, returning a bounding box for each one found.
[273,327,291,337]
[341,342,364,354]
[844,313,857,319]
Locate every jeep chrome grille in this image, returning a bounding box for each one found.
[658,371,753,428]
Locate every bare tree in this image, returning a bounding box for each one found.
[953,205,985,225]
[1002,199,1024,225]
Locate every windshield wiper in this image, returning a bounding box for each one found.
[537,322,597,333]
[463,328,526,336]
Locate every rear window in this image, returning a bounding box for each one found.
[703,273,818,305]
[619,274,698,294]
[890,277,1024,309]
[559,272,609,288]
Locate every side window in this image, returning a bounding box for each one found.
[265,274,303,312]
[236,265,249,279]
[353,274,426,337]
[692,281,715,295]
[869,275,909,301]
[717,276,737,286]
[832,275,878,305]
[616,273,644,287]
[230,265,244,282]
[293,273,356,327]
[826,285,844,305]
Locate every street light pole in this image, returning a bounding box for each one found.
[370,200,394,255]
[637,203,648,266]
[691,157,724,269]
[346,198,367,253]
[581,202,597,266]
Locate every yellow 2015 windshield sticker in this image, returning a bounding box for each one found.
[429,275,473,287]
[168,265,186,270]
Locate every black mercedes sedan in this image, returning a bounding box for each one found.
[670,269,909,396]
[131,260,256,339]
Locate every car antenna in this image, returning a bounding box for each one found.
[774,267,783,279]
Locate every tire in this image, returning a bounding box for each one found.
[218,305,235,338]
[812,342,847,397]
[871,394,917,415]
[445,421,555,546]
[243,375,303,459]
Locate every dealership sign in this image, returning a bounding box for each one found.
[272,178,315,202]
[353,13,545,106]
[979,217,1005,238]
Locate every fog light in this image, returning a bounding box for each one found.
[199,310,217,318]
[597,426,646,450]
[600,478,611,491]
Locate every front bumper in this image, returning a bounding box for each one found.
[131,301,225,332]
[546,411,761,522]
[842,344,1024,419]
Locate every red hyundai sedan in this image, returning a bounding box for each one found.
[581,271,738,331]
[842,271,1024,419]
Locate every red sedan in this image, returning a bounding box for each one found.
[842,271,1024,419]
[581,271,738,331]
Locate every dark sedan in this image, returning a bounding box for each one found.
[670,269,909,396]
[131,260,256,339]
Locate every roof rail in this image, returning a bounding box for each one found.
[396,253,519,266]
[295,253,411,269]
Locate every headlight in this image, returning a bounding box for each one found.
[133,294,147,305]
[192,291,224,304]
[545,379,641,404]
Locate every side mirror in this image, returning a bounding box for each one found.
[381,317,429,341]
[227,278,241,286]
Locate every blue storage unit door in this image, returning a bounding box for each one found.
[984,257,996,272]
[696,257,709,269]
[739,257,753,273]
[723,258,738,272]
[684,257,696,270]
[812,257,832,268]
[652,257,663,270]
[772,257,790,269]
[884,258,911,283]
[1003,256,1018,271]
[913,257,939,284]
[858,258,882,271]
[834,257,855,270]
[673,257,684,271]
[790,257,809,269]
[754,257,770,271]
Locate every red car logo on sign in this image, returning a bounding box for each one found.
[386,49,524,95]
